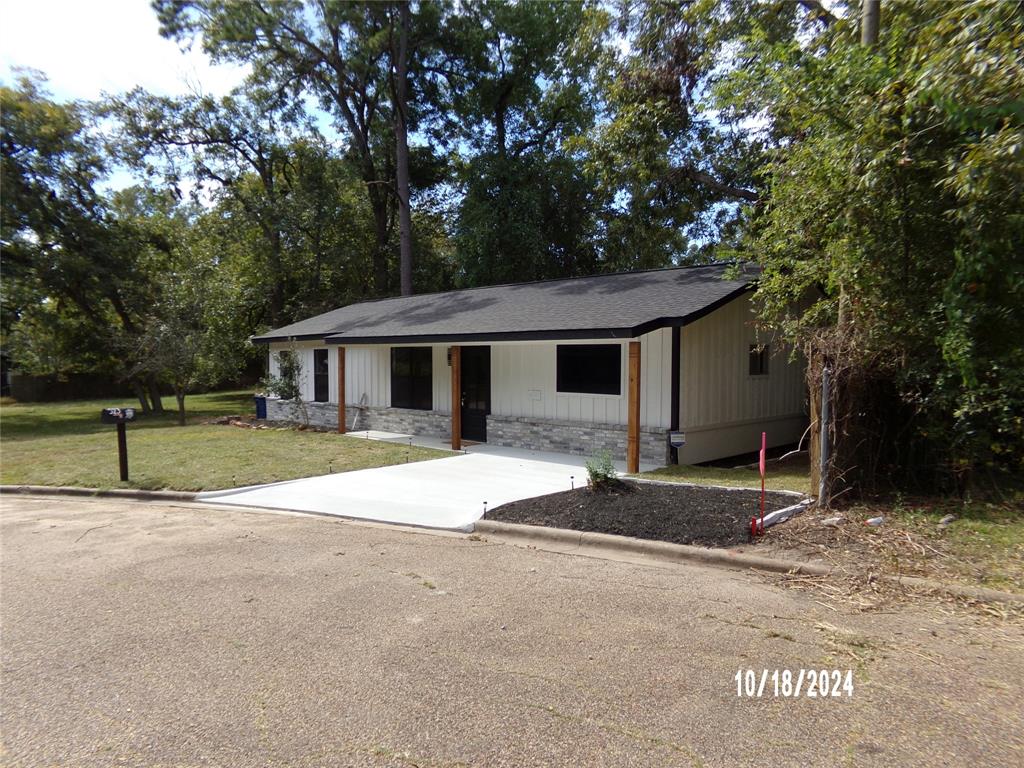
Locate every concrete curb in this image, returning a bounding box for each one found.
[0,485,197,503]
[472,519,1024,605]
[473,519,831,576]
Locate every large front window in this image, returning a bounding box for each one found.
[556,344,622,396]
[391,347,433,410]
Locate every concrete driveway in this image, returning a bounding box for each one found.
[3,495,1023,767]
[197,433,655,529]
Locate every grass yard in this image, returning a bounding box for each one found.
[0,391,451,491]
[640,453,811,494]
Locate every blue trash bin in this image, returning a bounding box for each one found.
[254,395,267,420]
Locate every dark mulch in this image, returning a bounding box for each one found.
[485,480,798,548]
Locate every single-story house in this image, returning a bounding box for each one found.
[252,263,807,472]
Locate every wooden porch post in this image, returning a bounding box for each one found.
[450,345,462,451]
[627,340,641,473]
[336,346,346,434]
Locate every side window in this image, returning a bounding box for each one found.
[313,349,329,402]
[749,344,769,376]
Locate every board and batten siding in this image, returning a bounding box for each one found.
[677,292,807,463]
[267,341,391,407]
[488,330,672,429]
[267,332,674,429]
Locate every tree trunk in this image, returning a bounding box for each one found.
[147,376,164,413]
[808,351,822,503]
[131,379,151,414]
[495,101,508,159]
[861,0,881,46]
[370,194,390,296]
[394,0,413,296]
[175,388,186,426]
[268,227,286,325]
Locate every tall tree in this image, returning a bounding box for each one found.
[582,0,804,267]
[391,0,414,295]
[437,0,607,283]
[108,87,304,326]
[153,0,430,296]
[713,0,1024,493]
[1,73,167,411]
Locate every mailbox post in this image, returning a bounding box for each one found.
[100,407,136,481]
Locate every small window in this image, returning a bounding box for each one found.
[313,349,329,402]
[556,344,622,395]
[749,343,769,376]
[391,347,433,410]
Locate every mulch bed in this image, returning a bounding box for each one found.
[485,479,799,548]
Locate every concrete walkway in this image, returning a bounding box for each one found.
[196,432,657,530]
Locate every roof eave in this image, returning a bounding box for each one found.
[249,332,337,345]
[256,283,754,347]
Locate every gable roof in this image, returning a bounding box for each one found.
[251,262,758,345]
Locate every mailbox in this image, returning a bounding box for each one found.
[100,407,136,424]
[101,407,135,481]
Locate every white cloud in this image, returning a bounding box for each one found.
[0,0,249,99]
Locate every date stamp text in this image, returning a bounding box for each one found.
[735,669,854,698]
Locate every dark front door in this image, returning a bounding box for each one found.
[460,346,490,442]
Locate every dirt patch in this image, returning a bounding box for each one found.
[205,415,326,432]
[485,480,799,547]
[754,501,1024,605]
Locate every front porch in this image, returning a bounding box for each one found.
[265,389,670,470]
[335,341,654,472]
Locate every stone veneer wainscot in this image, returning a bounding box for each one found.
[265,398,668,465]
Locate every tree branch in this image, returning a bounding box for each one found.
[667,166,759,202]
[797,0,838,27]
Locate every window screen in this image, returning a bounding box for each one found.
[556,344,621,395]
[749,344,769,376]
[391,347,433,410]
[313,349,329,402]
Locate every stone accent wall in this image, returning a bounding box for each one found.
[364,406,451,439]
[266,398,346,430]
[265,399,667,465]
[486,415,667,466]
[265,398,449,438]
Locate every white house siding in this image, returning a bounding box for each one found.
[677,293,807,464]
[266,341,318,403]
[269,333,672,427]
[343,345,391,407]
[488,330,672,430]
[263,300,805,467]
[267,342,391,407]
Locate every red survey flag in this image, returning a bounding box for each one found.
[759,432,766,478]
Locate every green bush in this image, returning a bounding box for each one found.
[585,451,618,488]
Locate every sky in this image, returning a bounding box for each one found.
[0,0,248,101]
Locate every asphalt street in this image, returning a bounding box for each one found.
[2,495,1022,767]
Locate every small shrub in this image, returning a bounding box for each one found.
[586,451,619,489]
[259,349,308,425]
[261,351,302,400]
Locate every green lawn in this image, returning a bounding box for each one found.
[639,453,811,494]
[0,391,451,491]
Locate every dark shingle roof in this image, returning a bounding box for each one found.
[251,262,758,345]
